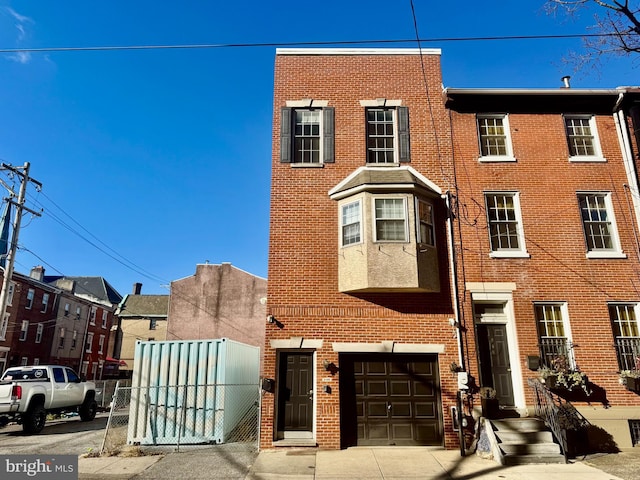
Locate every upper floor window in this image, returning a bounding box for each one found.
[374,198,407,242]
[417,199,435,246]
[64,303,70,316]
[0,313,8,340]
[41,293,49,313]
[26,289,34,309]
[76,306,82,320]
[19,320,29,341]
[365,106,410,165]
[578,192,625,258]
[280,101,334,165]
[149,318,157,330]
[609,303,640,371]
[564,115,604,161]
[485,192,528,258]
[98,335,105,354]
[85,332,94,353]
[35,323,44,343]
[71,330,78,349]
[535,303,574,369]
[102,311,108,328]
[90,306,97,325]
[477,114,515,162]
[58,327,65,349]
[341,200,362,246]
[7,282,14,306]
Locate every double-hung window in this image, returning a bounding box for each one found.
[41,293,49,313]
[578,192,624,258]
[535,303,573,368]
[7,283,14,306]
[341,200,362,246]
[58,327,65,349]
[374,198,407,242]
[86,332,94,353]
[365,105,410,164]
[98,335,105,354]
[0,313,8,340]
[485,192,528,257]
[26,289,34,309]
[417,199,435,246]
[90,306,96,325]
[280,101,334,165]
[609,303,640,371]
[71,330,78,349]
[35,323,43,343]
[477,114,515,161]
[102,311,108,328]
[19,320,29,341]
[564,115,604,161]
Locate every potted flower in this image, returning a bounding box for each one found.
[479,386,499,419]
[619,370,640,392]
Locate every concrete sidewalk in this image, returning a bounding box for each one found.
[79,446,631,480]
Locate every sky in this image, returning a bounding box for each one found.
[0,1,637,297]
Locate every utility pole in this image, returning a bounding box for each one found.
[0,163,42,357]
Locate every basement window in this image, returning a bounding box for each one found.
[630,420,640,447]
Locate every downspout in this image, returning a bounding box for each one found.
[445,191,465,370]
[613,94,640,259]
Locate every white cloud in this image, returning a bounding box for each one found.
[5,7,33,25]
[3,7,35,64]
[8,51,31,64]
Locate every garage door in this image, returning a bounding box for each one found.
[340,353,442,447]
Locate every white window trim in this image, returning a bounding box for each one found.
[0,313,8,340]
[35,323,44,343]
[534,302,576,369]
[90,306,97,325]
[25,289,34,310]
[485,191,530,258]
[565,114,606,163]
[41,293,49,313]
[19,320,29,341]
[578,191,626,259]
[477,114,516,162]
[86,332,94,353]
[372,197,409,243]
[98,335,105,354]
[64,303,70,316]
[7,283,14,306]
[365,107,400,165]
[102,311,108,329]
[340,199,363,247]
[416,198,436,248]
[291,108,324,166]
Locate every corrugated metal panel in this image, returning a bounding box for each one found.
[127,338,259,445]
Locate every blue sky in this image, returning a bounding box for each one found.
[0,1,637,296]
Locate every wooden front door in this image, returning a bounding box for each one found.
[477,323,515,407]
[277,352,313,437]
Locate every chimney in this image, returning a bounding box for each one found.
[133,282,142,295]
[561,76,571,89]
[30,265,45,281]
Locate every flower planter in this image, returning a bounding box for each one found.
[623,376,640,392]
[481,397,500,419]
[543,375,558,389]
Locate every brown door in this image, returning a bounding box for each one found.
[277,352,313,435]
[340,353,442,447]
[477,324,515,407]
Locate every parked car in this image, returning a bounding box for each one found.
[0,365,97,434]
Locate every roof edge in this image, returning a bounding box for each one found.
[277,48,441,56]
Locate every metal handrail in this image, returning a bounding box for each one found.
[527,378,589,462]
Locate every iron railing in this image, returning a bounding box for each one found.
[539,338,570,367]
[614,337,640,371]
[528,378,589,462]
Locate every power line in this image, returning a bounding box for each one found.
[0,33,631,54]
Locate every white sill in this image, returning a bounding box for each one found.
[365,162,400,167]
[489,251,530,259]
[478,155,516,163]
[569,156,607,163]
[586,251,627,259]
[291,163,324,168]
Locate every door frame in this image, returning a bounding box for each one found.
[274,349,316,440]
[470,290,526,412]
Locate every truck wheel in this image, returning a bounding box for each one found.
[23,405,46,434]
[79,399,97,422]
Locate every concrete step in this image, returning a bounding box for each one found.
[500,442,561,455]
[502,453,566,465]
[492,418,548,432]
[494,430,554,444]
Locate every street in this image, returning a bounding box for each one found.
[0,412,109,456]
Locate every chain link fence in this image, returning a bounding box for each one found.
[100,382,260,455]
[94,379,131,411]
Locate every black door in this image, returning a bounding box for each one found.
[277,352,313,434]
[340,353,442,447]
[477,324,515,407]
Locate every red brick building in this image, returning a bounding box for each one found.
[263,49,461,449]
[446,87,640,448]
[263,48,640,450]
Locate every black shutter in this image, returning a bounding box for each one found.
[323,107,335,163]
[280,107,292,163]
[397,106,410,163]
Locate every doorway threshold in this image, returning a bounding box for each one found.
[273,439,318,447]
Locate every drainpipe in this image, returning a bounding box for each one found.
[445,191,465,371]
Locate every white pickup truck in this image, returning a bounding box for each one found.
[0,365,98,434]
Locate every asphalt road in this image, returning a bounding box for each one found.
[0,412,109,456]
